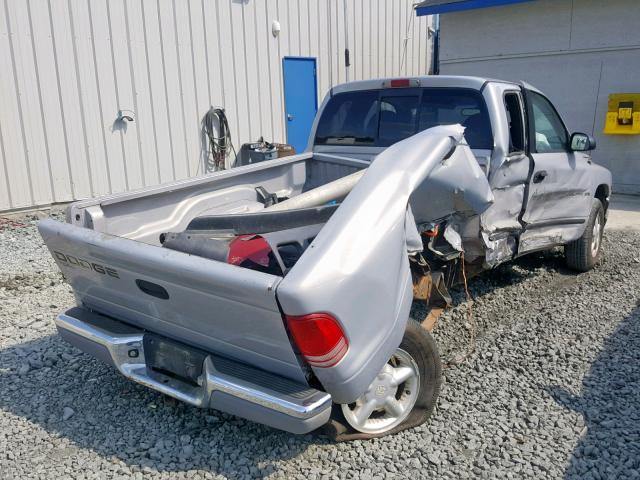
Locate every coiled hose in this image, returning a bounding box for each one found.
[201,107,236,172]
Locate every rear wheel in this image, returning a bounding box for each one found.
[565,198,604,272]
[326,319,442,441]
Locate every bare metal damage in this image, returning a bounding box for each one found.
[277,125,497,403]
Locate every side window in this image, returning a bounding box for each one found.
[504,92,525,153]
[529,91,568,153]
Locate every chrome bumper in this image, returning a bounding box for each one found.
[55,307,332,434]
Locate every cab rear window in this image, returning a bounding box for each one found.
[314,87,493,149]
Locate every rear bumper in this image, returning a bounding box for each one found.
[56,307,332,434]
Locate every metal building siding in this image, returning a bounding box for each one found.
[0,0,431,212]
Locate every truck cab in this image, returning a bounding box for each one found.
[308,76,610,261]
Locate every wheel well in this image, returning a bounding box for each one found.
[595,184,609,212]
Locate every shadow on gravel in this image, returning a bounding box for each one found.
[0,334,327,478]
[549,304,640,479]
[443,247,574,307]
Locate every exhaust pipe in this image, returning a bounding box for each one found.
[264,170,365,212]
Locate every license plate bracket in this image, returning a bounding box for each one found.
[143,334,207,385]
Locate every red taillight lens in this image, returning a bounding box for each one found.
[284,313,348,367]
[227,234,272,267]
[390,78,411,88]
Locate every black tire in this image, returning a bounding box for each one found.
[324,319,442,441]
[565,198,604,272]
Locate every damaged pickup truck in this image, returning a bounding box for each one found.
[39,76,611,439]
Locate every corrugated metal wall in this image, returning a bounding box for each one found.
[0,0,431,212]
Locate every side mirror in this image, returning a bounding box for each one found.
[570,132,596,152]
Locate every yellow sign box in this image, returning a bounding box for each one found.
[603,93,640,135]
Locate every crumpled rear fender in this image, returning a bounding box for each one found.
[277,125,494,403]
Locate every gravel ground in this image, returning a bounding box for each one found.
[1,213,639,479]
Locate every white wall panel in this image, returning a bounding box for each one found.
[174,0,200,178]
[9,0,55,205]
[144,0,176,183]
[70,0,111,196]
[90,0,129,192]
[51,0,95,199]
[110,0,145,189]
[0,0,431,212]
[125,0,160,185]
[0,0,34,208]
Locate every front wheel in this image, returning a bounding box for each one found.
[565,198,604,272]
[328,319,442,440]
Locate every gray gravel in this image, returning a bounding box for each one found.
[1,213,639,479]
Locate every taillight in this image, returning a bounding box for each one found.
[382,78,420,88]
[390,78,411,88]
[284,313,348,367]
[227,235,272,267]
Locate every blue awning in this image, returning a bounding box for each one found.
[415,0,534,16]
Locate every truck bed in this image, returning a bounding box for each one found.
[40,152,366,383]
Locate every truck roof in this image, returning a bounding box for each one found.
[330,75,520,95]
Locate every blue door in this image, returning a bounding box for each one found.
[282,57,318,153]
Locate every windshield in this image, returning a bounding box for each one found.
[314,87,493,149]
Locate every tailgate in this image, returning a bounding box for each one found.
[38,219,306,383]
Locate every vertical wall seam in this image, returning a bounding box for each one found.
[426,13,431,73]
[139,1,161,183]
[327,0,333,85]
[369,0,372,78]
[212,0,225,107]
[399,1,411,74]
[200,0,212,104]
[568,0,574,50]
[155,0,177,180]
[123,0,146,186]
[411,0,416,75]
[392,0,397,74]
[0,115,13,207]
[264,1,275,140]
[343,0,349,81]
[86,0,113,193]
[239,2,253,138]
[359,0,364,80]
[25,0,56,201]
[423,14,427,73]
[285,0,291,54]
[354,0,358,79]
[384,0,388,75]
[377,0,381,77]
[171,0,191,177]
[275,0,285,140]
[417,11,422,73]
[4,0,35,205]
[296,0,301,56]
[226,0,241,142]
[67,0,95,196]
[316,0,321,91]
[306,0,311,57]
[186,0,202,175]
[590,60,604,137]
[46,0,76,198]
[105,0,130,190]
[250,3,263,137]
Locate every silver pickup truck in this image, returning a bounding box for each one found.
[39,76,611,440]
